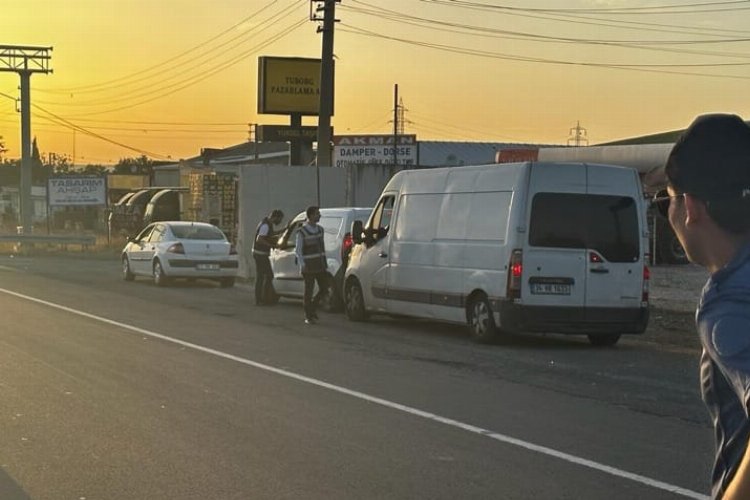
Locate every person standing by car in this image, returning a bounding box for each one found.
[252,209,284,305]
[295,205,329,324]
[657,114,750,500]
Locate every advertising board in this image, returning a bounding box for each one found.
[257,57,330,116]
[333,135,418,168]
[48,176,107,206]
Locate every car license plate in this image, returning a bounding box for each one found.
[530,283,571,295]
[197,263,220,271]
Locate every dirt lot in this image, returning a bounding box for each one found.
[644,264,708,352]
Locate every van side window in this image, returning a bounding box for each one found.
[529,193,639,262]
[369,196,395,236]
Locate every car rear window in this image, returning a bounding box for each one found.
[319,216,344,250]
[171,225,226,241]
[529,193,639,262]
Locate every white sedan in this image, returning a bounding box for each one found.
[121,221,238,287]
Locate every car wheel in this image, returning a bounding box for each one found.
[122,256,135,281]
[467,294,498,343]
[588,334,621,347]
[219,277,235,288]
[345,279,368,321]
[153,259,169,287]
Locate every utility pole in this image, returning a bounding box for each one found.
[567,120,589,147]
[312,0,339,204]
[392,84,399,172]
[0,45,52,234]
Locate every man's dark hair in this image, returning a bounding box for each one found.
[306,206,319,219]
[270,209,284,220]
[665,113,750,234]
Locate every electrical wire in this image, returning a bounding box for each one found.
[36,0,288,95]
[340,23,750,80]
[36,4,308,109]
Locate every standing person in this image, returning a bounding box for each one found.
[295,205,329,324]
[657,114,750,499]
[252,209,284,305]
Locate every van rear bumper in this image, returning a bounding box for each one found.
[497,302,649,335]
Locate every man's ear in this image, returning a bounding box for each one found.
[684,193,708,227]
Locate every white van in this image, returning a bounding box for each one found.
[343,162,650,346]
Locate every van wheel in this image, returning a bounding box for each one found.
[153,260,169,287]
[122,256,135,281]
[588,334,621,347]
[467,295,497,343]
[345,279,368,321]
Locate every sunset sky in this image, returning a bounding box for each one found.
[1,0,749,165]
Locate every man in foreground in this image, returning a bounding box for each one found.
[658,113,750,499]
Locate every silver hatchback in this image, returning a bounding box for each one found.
[269,207,372,311]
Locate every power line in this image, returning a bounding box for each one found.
[420,0,750,15]
[47,17,309,118]
[37,5,308,109]
[36,0,288,95]
[340,24,750,80]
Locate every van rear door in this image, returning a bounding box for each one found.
[523,164,587,316]
[584,167,644,312]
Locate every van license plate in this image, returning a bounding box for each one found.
[197,263,220,271]
[531,283,571,295]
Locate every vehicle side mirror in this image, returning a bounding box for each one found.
[127,236,137,243]
[351,220,364,244]
[377,226,388,239]
[363,227,375,246]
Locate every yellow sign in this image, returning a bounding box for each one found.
[258,57,332,116]
[107,174,150,190]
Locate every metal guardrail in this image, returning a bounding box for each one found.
[0,234,97,250]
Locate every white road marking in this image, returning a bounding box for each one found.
[0,287,708,500]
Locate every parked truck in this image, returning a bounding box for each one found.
[108,187,186,240]
[495,144,687,264]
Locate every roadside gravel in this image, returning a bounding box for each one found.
[644,264,708,352]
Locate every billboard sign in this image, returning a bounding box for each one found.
[333,135,418,168]
[48,176,107,206]
[256,125,331,142]
[258,57,331,116]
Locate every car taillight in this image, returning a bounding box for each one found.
[229,244,238,255]
[342,233,353,258]
[642,265,650,304]
[167,242,185,254]
[507,249,523,300]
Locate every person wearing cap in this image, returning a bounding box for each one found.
[656,113,750,499]
[252,209,284,305]
[294,205,329,324]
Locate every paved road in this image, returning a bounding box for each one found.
[0,255,712,499]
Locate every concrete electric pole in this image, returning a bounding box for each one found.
[313,0,338,178]
[0,45,52,234]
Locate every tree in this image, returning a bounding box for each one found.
[113,155,154,175]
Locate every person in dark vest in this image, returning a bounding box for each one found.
[294,206,329,324]
[253,209,284,305]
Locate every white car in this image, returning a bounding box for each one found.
[121,221,238,287]
[269,207,372,310]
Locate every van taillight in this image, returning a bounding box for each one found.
[342,233,353,258]
[642,265,650,304]
[507,249,523,299]
[167,242,185,254]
